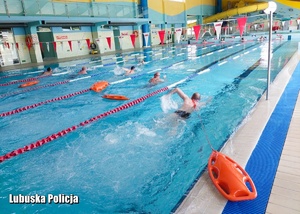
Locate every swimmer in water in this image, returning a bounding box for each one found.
[168,87,203,119]
[78,66,88,75]
[123,66,135,75]
[40,67,53,76]
[149,72,166,85]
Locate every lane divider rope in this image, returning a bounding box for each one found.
[0,88,91,117]
[0,80,70,98]
[0,70,44,80]
[0,75,49,87]
[0,41,263,163]
[0,86,170,163]
[0,42,259,115]
[0,43,221,98]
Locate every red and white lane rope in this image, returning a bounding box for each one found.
[0,70,44,80]
[1,42,256,114]
[0,88,91,117]
[1,67,164,117]
[0,86,171,163]
[0,75,51,87]
[0,80,70,98]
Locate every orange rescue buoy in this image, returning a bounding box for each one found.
[208,150,257,201]
[19,80,39,88]
[90,81,109,93]
[102,94,129,100]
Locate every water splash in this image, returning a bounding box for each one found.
[160,94,178,113]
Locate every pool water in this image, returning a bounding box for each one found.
[0,40,297,213]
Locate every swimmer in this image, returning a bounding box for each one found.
[78,66,87,75]
[258,36,265,42]
[149,72,166,85]
[168,87,203,119]
[123,66,135,75]
[40,67,52,76]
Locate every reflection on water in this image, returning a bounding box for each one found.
[260,41,273,68]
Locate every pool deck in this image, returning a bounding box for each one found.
[175,51,300,213]
[266,92,300,213]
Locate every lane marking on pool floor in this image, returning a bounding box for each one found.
[218,61,227,66]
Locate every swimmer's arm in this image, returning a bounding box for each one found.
[124,68,132,75]
[169,88,188,100]
[123,67,130,73]
[159,75,167,82]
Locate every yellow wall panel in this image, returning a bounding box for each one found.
[149,0,215,16]
[186,0,215,10]
[163,1,185,16]
[148,0,164,14]
[275,0,300,9]
[222,0,300,11]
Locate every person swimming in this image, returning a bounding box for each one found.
[168,87,202,119]
[149,72,166,85]
[40,67,53,76]
[123,66,135,75]
[78,66,87,75]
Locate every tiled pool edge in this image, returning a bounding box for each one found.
[175,51,300,214]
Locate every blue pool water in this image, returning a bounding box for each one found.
[0,40,297,213]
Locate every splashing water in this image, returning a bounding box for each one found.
[112,66,125,75]
[160,94,178,113]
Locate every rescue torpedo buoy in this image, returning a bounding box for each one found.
[208,150,257,201]
[90,81,109,93]
[102,94,129,100]
[19,80,39,88]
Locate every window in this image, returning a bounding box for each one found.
[37,27,51,32]
[62,26,81,31]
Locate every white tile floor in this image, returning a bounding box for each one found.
[175,51,300,214]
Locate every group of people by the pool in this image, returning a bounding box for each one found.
[41,61,205,119]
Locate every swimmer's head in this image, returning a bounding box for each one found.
[191,92,201,101]
[131,66,135,70]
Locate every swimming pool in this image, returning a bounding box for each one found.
[0,40,297,213]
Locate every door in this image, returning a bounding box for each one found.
[37,31,57,59]
[113,27,121,51]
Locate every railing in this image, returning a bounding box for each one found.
[0,0,145,19]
